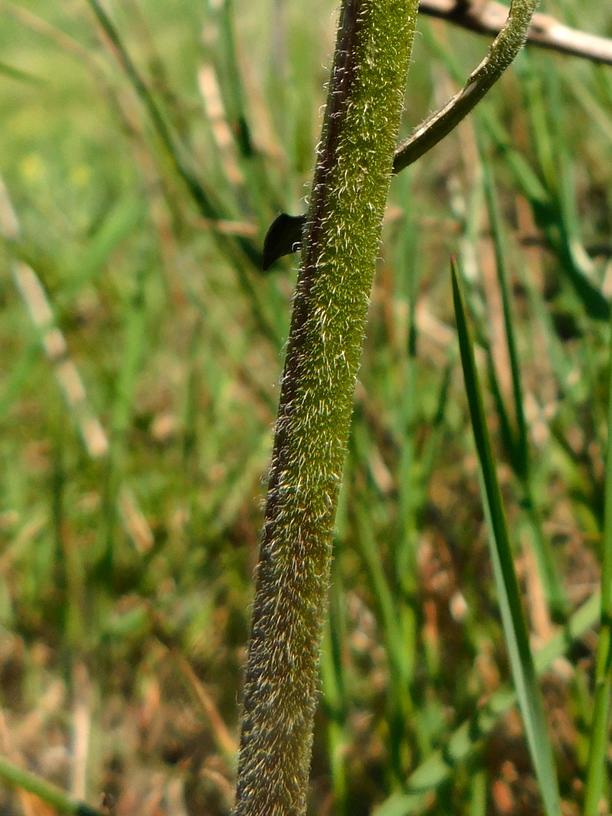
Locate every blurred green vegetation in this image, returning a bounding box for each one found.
[0,1,611,815]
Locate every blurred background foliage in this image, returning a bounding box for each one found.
[0,0,611,814]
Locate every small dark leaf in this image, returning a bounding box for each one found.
[262,213,306,271]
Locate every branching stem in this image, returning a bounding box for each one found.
[263,0,538,270]
[394,0,539,172]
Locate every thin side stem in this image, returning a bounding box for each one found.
[393,0,538,172]
[263,0,538,270]
[418,0,612,66]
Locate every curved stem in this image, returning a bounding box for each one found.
[393,0,538,173]
[418,0,612,66]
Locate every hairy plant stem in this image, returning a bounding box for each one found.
[234,1,419,814]
[393,0,538,172]
[263,0,537,271]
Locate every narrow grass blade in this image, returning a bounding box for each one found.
[205,0,255,161]
[476,106,609,322]
[321,559,350,814]
[375,591,601,816]
[354,501,414,779]
[62,198,146,303]
[205,0,279,221]
[582,315,612,816]
[86,0,219,220]
[86,0,279,323]
[451,261,562,816]
[480,144,568,620]
[468,770,487,816]
[480,148,528,477]
[0,60,42,83]
[0,755,104,816]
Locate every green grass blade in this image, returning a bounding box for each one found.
[86,0,218,219]
[320,557,350,814]
[375,591,601,816]
[86,0,273,292]
[468,770,487,816]
[63,198,145,300]
[0,754,104,816]
[477,105,609,322]
[480,143,568,620]
[414,22,606,324]
[94,266,150,572]
[451,261,562,816]
[582,314,612,816]
[206,0,280,219]
[354,499,414,780]
[0,60,42,84]
[480,146,528,477]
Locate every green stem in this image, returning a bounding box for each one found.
[233,1,419,814]
[0,755,104,816]
[393,0,538,172]
[583,315,612,816]
[263,0,538,270]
